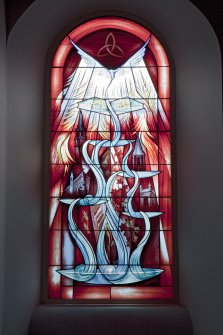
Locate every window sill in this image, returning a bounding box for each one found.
[30,304,193,335]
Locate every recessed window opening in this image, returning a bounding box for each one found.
[48,17,173,301]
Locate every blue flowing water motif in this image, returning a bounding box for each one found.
[57,37,164,284]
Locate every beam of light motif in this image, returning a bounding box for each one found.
[97,32,124,58]
[55,35,167,285]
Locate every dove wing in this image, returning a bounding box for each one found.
[120,35,151,68]
[69,38,103,68]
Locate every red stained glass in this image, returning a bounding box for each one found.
[74,286,111,299]
[61,286,73,300]
[111,287,173,300]
[159,199,172,231]
[48,17,173,301]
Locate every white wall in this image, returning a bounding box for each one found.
[0,1,6,334]
[2,0,223,334]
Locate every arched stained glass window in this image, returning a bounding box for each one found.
[48,17,173,301]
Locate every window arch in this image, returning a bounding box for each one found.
[48,17,173,301]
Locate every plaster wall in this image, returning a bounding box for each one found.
[0,1,6,334]
[2,0,223,334]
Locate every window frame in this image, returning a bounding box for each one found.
[42,15,178,305]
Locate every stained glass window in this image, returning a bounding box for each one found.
[48,17,173,301]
